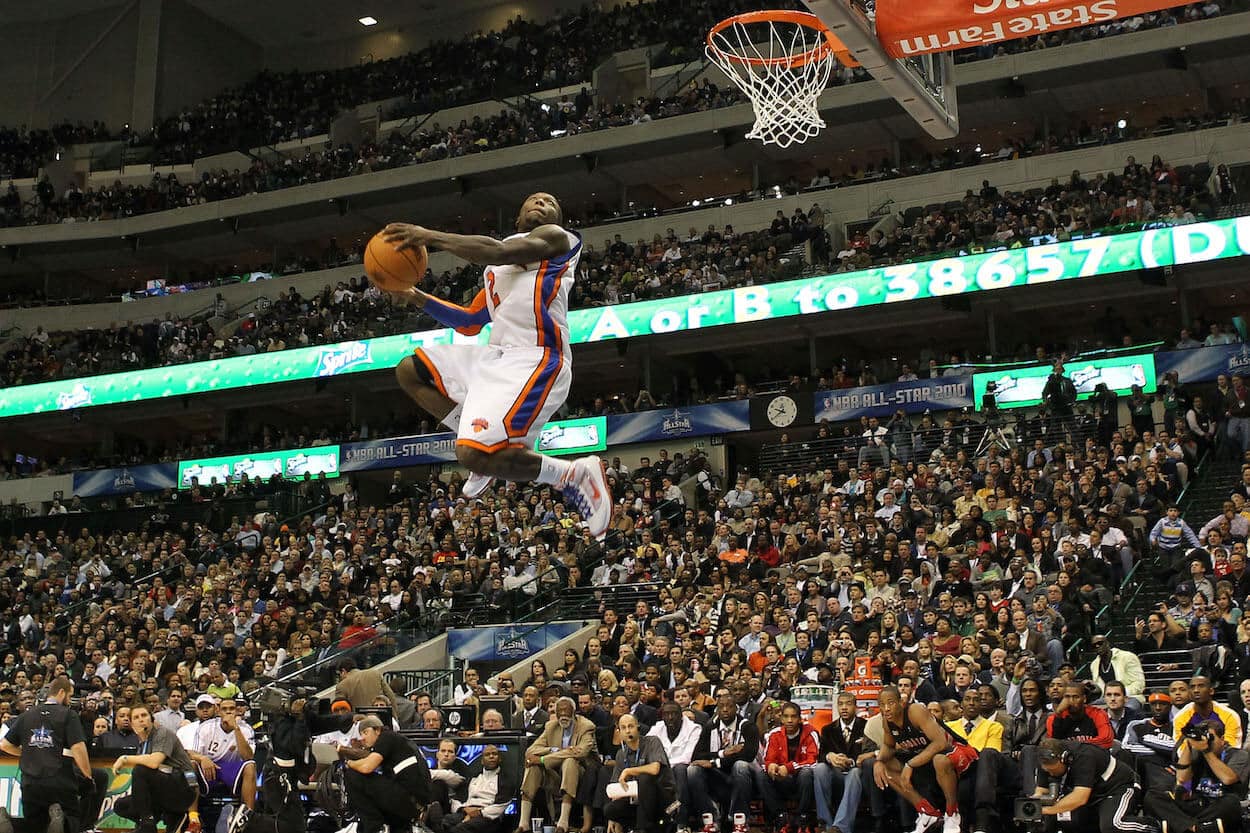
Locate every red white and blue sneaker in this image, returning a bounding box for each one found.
[562,455,612,539]
[462,471,496,499]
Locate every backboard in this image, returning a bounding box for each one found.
[802,0,960,139]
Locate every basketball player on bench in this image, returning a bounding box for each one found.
[383,193,612,539]
[874,686,975,833]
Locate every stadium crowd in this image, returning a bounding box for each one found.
[3,348,1250,832]
[0,3,1241,232]
[0,142,1225,396]
[0,0,1231,187]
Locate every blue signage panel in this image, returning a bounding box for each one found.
[72,464,178,497]
[814,377,974,422]
[605,401,750,444]
[338,433,459,472]
[447,623,585,661]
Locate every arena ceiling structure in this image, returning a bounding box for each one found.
[0,0,570,46]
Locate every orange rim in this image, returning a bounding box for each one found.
[707,10,853,69]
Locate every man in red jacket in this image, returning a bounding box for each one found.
[755,702,821,833]
[1045,681,1114,749]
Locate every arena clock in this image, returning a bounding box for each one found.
[765,394,799,427]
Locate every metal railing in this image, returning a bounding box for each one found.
[391,667,461,702]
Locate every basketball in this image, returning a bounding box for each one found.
[364,232,428,292]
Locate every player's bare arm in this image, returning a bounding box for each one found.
[382,223,569,267]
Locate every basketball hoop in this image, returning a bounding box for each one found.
[706,10,855,149]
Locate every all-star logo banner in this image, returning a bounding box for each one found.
[874,0,1199,58]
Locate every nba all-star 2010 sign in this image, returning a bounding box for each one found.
[0,218,1248,421]
[873,0,1200,58]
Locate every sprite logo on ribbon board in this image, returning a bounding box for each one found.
[0,217,1247,421]
[177,445,340,488]
[972,352,1158,410]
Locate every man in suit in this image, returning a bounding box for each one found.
[946,689,1003,751]
[512,686,548,737]
[622,679,658,731]
[1006,675,1050,794]
[1102,681,1142,741]
[976,685,1013,746]
[813,692,869,833]
[443,745,518,833]
[516,697,596,833]
[731,680,761,724]
[688,691,760,831]
[334,658,398,709]
[1010,609,1060,675]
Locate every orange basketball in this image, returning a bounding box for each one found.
[364,232,427,292]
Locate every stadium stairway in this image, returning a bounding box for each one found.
[1108,455,1245,694]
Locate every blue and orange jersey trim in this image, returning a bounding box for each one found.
[504,347,562,438]
[533,232,580,349]
[422,289,490,335]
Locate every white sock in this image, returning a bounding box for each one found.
[536,455,574,487]
[558,802,572,829]
[440,403,463,431]
[519,799,532,829]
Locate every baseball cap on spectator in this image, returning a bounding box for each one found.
[195,694,217,707]
[544,681,568,696]
[1175,583,1194,597]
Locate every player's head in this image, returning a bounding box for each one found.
[517,192,562,231]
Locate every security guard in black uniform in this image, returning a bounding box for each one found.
[0,677,94,833]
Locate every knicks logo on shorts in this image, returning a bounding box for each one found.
[471,418,490,433]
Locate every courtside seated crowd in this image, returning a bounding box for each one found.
[0,0,1230,187]
[3,356,1250,833]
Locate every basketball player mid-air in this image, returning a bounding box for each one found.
[382,192,613,539]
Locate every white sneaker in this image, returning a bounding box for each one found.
[564,455,612,539]
[941,812,961,833]
[462,471,496,498]
[909,810,942,833]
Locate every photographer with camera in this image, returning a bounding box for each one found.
[340,715,431,833]
[0,677,94,833]
[1143,719,1249,833]
[1041,363,1078,442]
[1030,738,1155,833]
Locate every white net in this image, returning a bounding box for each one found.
[706,13,837,149]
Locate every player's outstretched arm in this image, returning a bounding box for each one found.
[383,223,570,265]
[387,287,491,335]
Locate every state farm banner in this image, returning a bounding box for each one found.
[874,0,1193,58]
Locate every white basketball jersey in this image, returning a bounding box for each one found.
[482,228,581,356]
[189,717,254,761]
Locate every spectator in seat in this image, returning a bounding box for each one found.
[755,702,822,833]
[648,701,701,831]
[1046,681,1113,749]
[517,697,595,833]
[442,745,517,833]
[1172,675,1242,749]
[812,692,869,833]
[1100,682,1141,742]
[1142,719,1249,833]
[1088,635,1145,707]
